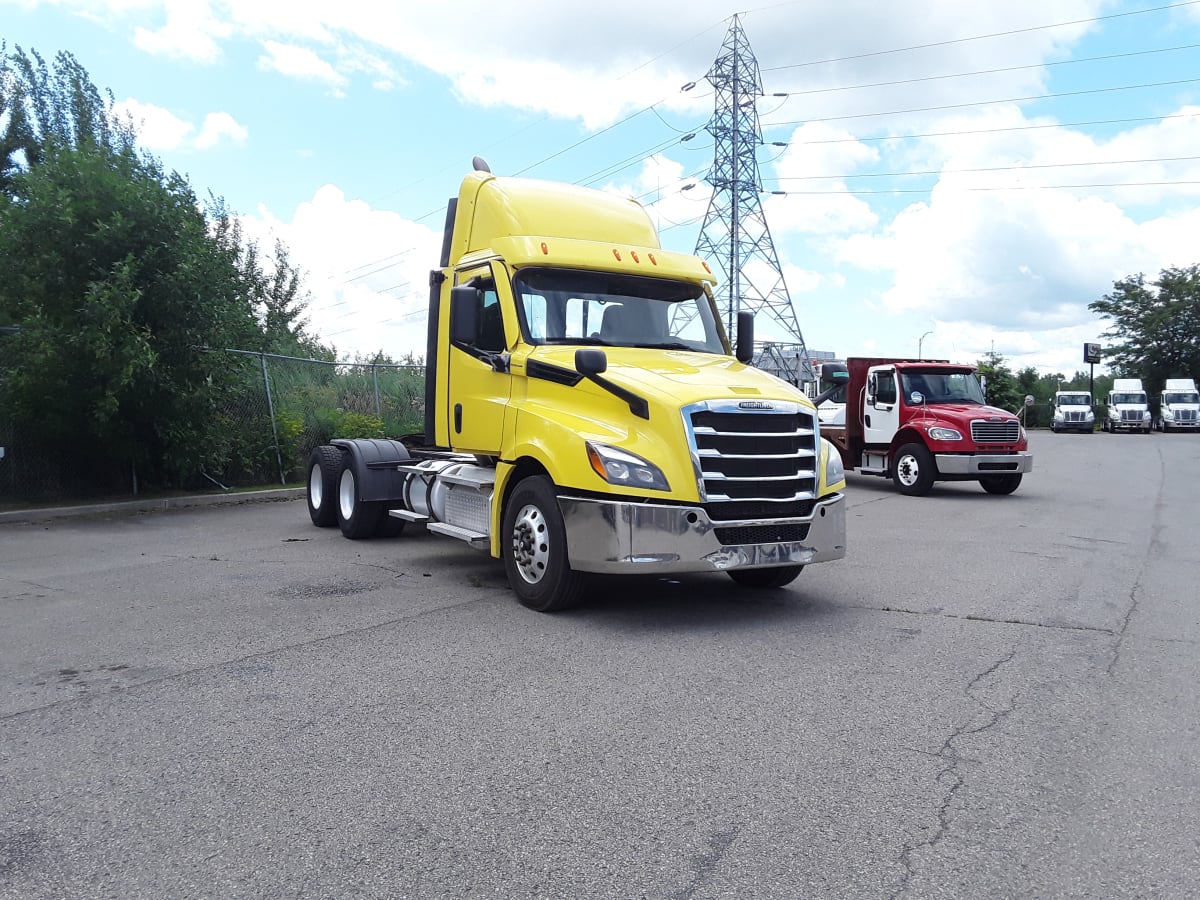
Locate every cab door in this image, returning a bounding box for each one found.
[864,366,900,445]
[446,263,512,455]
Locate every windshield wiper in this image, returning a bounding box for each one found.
[630,341,698,351]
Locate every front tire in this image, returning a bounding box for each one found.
[336,453,381,539]
[307,446,343,527]
[892,443,935,496]
[502,475,586,612]
[727,566,804,589]
[979,474,1022,495]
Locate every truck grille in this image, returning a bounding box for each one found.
[1120,409,1143,423]
[685,401,818,525]
[1065,410,1088,422]
[970,420,1019,443]
[1175,409,1197,424]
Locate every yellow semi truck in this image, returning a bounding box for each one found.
[305,159,847,611]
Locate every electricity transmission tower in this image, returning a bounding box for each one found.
[694,15,815,386]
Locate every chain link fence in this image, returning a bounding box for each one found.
[0,348,427,506]
[202,349,427,489]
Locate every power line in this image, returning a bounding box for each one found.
[767,43,1200,98]
[769,179,1200,196]
[783,112,1200,145]
[762,77,1200,128]
[759,0,1200,72]
[764,155,1200,183]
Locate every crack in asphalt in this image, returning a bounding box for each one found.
[0,595,488,723]
[845,603,1118,636]
[891,645,1020,899]
[1106,445,1167,676]
[669,825,741,900]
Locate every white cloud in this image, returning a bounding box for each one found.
[114,97,193,149]
[131,0,229,63]
[113,98,247,151]
[242,185,442,359]
[194,111,248,149]
[764,122,879,234]
[257,40,348,92]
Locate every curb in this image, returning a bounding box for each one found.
[0,487,306,525]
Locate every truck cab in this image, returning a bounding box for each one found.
[306,161,848,611]
[1156,378,1199,432]
[1050,391,1095,433]
[1104,378,1151,433]
[811,360,848,427]
[822,358,1032,496]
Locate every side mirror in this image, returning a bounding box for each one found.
[736,310,754,363]
[1025,395,1035,406]
[910,391,925,405]
[575,348,608,376]
[450,284,480,345]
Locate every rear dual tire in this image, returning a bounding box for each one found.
[307,446,343,527]
[309,446,405,539]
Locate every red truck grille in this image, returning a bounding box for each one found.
[969,420,1020,443]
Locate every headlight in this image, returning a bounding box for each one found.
[927,426,962,441]
[585,441,670,491]
[1085,411,1094,420]
[822,438,845,487]
[1143,411,1151,420]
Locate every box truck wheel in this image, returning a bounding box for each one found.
[503,475,586,612]
[727,566,804,589]
[979,474,1022,495]
[336,453,381,539]
[892,443,935,496]
[307,445,343,527]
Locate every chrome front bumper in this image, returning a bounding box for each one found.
[934,451,1033,476]
[558,493,846,575]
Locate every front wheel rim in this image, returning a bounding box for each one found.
[898,456,919,486]
[511,503,549,585]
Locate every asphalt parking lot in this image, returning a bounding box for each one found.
[2,430,1199,899]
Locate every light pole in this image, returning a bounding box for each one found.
[918,330,932,360]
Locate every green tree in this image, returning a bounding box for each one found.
[0,45,325,491]
[1089,265,1200,390]
[975,349,1023,413]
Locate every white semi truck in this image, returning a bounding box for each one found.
[1103,378,1151,433]
[1155,378,1199,432]
[1049,390,1095,434]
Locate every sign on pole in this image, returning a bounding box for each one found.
[1084,343,1102,364]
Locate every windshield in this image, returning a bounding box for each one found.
[899,371,986,404]
[1112,393,1146,404]
[1165,392,1200,404]
[1058,394,1091,406]
[514,268,725,354]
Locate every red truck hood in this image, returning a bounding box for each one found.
[909,402,1015,422]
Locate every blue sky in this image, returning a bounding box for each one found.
[4,0,1200,375]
